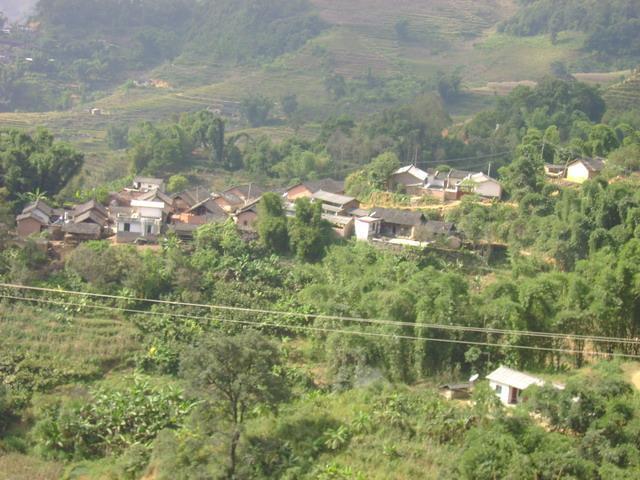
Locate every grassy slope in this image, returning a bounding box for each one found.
[604,69,640,119]
[0,0,594,184]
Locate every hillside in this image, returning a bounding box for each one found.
[604,68,640,120]
[0,0,597,186]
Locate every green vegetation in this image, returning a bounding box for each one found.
[501,0,640,67]
[0,127,83,210]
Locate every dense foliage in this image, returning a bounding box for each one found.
[501,0,640,65]
[0,127,83,209]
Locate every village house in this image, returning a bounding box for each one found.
[423,169,502,201]
[369,207,427,239]
[389,165,429,194]
[171,190,202,214]
[187,197,229,220]
[212,192,244,212]
[312,190,360,216]
[354,216,382,242]
[284,178,345,201]
[234,197,261,232]
[224,184,264,204]
[132,176,166,193]
[324,214,355,238]
[16,200,57,237]
[115,199,165,243]
[71,200,109,227]
[61,222,102,243]
[544,163,566,179]
[565,157,606,184]
[486,366,544,405]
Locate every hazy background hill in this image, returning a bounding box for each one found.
[0,0,637,184]
[0,0,37,20]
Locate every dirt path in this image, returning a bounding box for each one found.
[631,370,640,390]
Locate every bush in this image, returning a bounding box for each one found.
[32,377,194,460]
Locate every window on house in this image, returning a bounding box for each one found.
[495,385,502,394]
[124,223,130,232]
[146,225,153,234]
[243,221,248,226]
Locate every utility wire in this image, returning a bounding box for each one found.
[3,294,640,359]
[1,283,639,346]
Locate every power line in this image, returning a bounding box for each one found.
[1,283,639,346]
[3,294,640,359]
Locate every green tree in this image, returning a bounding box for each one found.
[395,19,410,41]
[167,174,189,194]
[256,192,289,254]
[0,128,84,205]
[180,332,290,479]
[289,197,333,261]
[107,124,130,150]
[241,95,274,127]
[281,93,299,120]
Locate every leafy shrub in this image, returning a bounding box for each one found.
[32,377,194,460]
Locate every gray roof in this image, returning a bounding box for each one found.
[188,198,229,220]
[322,214,354,227]
[73,200,108,219]
[486,366,544,390]
[224,184,264,200]
[172,190,199,208]
[302,178,345,195]
[17,209,49,225]
[22,200,54,217]
[370,207,426,226]
[312,190,357,206]
[140,189,173,205]
[570,157,606,172]
[74,210,109,227]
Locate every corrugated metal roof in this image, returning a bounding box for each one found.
[486,366,544,390]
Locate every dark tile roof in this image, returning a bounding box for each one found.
[73,200,108,219]
[224,184,265,200]
[301,178,345,194]
[172,190,199,207]
[370,208,426,226]
[188,198,229,220]
[572,157,606,172]
[74,210,109,227]
[23,199,53,217]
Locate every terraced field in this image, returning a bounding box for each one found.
[604,69,640,119]
[0,0,597,184]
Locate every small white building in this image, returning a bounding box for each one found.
[486,366,544,405]
[566,157,606,184]
[469,173,502,199]
[389,165,429,194]
[132,176,166,193]
[116,200,165,243]
[355,216,382,241]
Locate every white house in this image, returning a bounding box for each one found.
[132,176,166,193]
[486,366,544,405]
[116,200,165,243]
[355,216,382,241]
[566,157,606,184]
[389,165,429,194]
[469,173,502,199]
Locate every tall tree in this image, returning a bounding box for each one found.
[256,192,289,254]
[289,197,333,261]
[180,332,290,479]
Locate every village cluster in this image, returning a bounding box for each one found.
[14,155,605,248]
